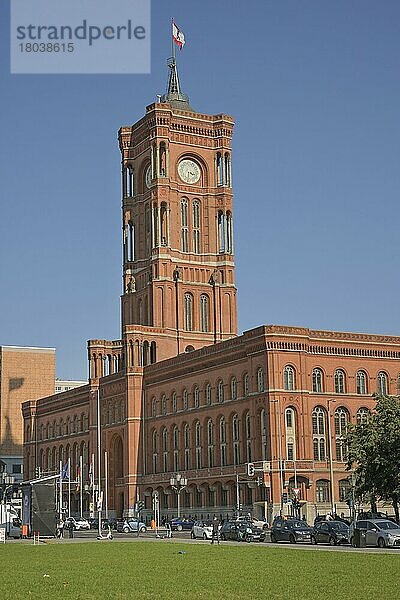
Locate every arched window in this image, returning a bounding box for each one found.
[152,430,158,473]
[356,407,370,425]
[243,373,250,397]
[312,368,323,393]
[257,367,265,393]
[195,421,202,469]
[192,200,201,253]
[181,199,189,252]
[356,370,367,395]
[173,425,179,471]
[339,479,351,502]
[224,153,231,187]
[226,211,233,253]
[184,424,190,470]
[184,293,193,331]
[205,383,211,405]
[284,366,295,391]
[207,419,214,467]
[182,389,189,411]
[285,408,296,461]
[260,409,268,460]
[245,413,252,462]
[151,397,157,418]
[334,407,349,461]
[217,211,225,253]
[220,417,227,466]
[162,427,168,472]
[125,165,134,197]
[377,371,388,396]
[312,407,326,461]
[230,377,237,401]
[194,386,200,408]
[217,380,224,403]
[216,152,223,186]
[232,414,240,466]
[200,294,209,332]
[172,392,177,413]
[316,479,329,503]
[161,394,167,416]
[334,369,346,394]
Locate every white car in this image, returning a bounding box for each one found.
[235,515,269,530]
[65,517,90,531]
[191,520,214,540]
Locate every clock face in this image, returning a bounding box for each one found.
[178,159,201,184]
[145,165,152,189]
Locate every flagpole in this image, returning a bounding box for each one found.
[79,455,83,519]
[171,18,175,62]
[97,388,102,538]
[59,460,63,522]
[68,456,71,518]
[91,453,95,521]
[104,450,109,521]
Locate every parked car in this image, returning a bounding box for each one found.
[311,520,350,546]
[220,521,266,542]
[169,518,194,531]
[191,520,214,540]
[117,518,147,534]
[270,518,313,544]
[235,515,269,530]
[349,519,400,548]
[65,516,90,531]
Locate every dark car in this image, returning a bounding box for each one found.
[169,518,194,531]
[270,518,313,544]
[312,520,350,546]
[220,521,266,542]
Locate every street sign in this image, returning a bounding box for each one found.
[292,488,300,497]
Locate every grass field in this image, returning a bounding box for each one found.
[0,541,398,599]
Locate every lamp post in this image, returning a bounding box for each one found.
[170,473,187,519]
[327,399,336,515]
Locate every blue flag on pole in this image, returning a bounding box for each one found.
[61,462,69,479]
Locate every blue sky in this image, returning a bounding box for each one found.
[1,1,399,380]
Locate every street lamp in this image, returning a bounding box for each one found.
[170,473,187,518]
[327,399,336,515]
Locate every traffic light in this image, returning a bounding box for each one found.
[34,466,41,479]
[247,462,255,477]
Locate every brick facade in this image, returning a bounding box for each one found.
[22,78,400,522]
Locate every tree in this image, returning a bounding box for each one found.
[346,394,400,522]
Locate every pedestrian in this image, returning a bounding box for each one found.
[56,519,64,539]
[211,516,220,545]
[165,522,172,538]
[68,520,74,539]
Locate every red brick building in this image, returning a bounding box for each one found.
[23,60,400,522]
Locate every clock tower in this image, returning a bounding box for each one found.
[119,57,238,365]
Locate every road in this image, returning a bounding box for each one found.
[32,528,399,553]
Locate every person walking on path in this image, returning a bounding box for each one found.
[68,520,74,539]
[211,517,220,545]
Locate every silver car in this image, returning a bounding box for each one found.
[350,519,400,548]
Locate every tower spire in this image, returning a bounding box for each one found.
[160,20,193,111]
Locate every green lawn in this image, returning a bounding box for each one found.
[0,541,398,599]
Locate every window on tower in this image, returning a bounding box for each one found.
[184,292,193,331]
[181,199,189,252]
[200,294,209,332]
[192,200,201,253]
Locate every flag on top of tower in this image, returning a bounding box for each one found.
[172,20,185,49]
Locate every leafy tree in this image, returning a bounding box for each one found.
[346,394,400,522]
